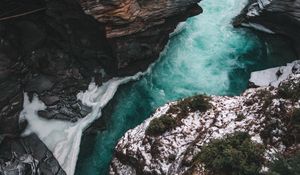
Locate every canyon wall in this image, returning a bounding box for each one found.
[0,0,201,174]
[80,0,202,75]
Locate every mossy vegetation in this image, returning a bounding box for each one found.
[192,132,264,175]
[146,114,177,136]
[236,113,246,121]
[286,108,300,145]
[268,151,300,175]
[146,94,211,136]
[256,89,275,111]
[177,94,212,113]
[260,108,300,147]
[167,94,211,119]
[277,80,300,101]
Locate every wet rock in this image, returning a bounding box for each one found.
[0,134,66,175]
[39,95,60,106]
[25,75,56,93]
[234,0,300,56]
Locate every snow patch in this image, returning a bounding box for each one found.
[250,60,300,87]
[242,23,275,34]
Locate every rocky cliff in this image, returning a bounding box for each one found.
[110,61,300,175]
[80,0,202,75]
[0,0,201,174]
[233,0,300,55]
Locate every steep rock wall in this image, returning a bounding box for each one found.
[233,0,300,55]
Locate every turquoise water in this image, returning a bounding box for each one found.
[75,0,296,174]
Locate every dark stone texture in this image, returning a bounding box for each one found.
[0,134,66,174]
[233,0,300,56]
[0,0,112,136]
[81,0,202,75]
[0,0,202,174]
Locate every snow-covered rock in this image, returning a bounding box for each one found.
[250,60,300,87]
[110,68,300,175]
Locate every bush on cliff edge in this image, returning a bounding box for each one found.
[146,114,177,136]
[193,132,264,175]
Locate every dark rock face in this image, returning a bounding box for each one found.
[0,0,113,173]
[0,0,114,136]
[233,0,300,55]
[0,0,202,174]
[80,0,202,75]
[0,134,66,174]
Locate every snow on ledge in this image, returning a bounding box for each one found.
[249,60,300,87]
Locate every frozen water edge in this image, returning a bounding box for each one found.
[21,74,143,175]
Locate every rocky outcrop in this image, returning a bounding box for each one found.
[0,134,65,174]
[0,4,108,172]
[80,0,202,75]
[233,0,300,55]
[0,0,112,136]
[110,62,300,175]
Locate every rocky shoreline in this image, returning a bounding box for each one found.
[0,0,201,174]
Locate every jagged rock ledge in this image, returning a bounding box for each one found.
[233,0,300,55]
[80,0,202,75]
[110,61,300,175]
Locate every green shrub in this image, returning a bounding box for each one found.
[287,109,300,144]
[193,132,264,175]
[179,94,211,112]
[268,151,300,175]
[256,89,274,111]
[277,81,300,101]
[236,113,246,121]
[146,114,177,136]
[260,108,300,147]
[280,108,300,146]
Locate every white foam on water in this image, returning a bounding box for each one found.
[20,72,145,175]
[170,22,186,37]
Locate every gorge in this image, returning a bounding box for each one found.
[0,0,299,175]
[77,0,298,174]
